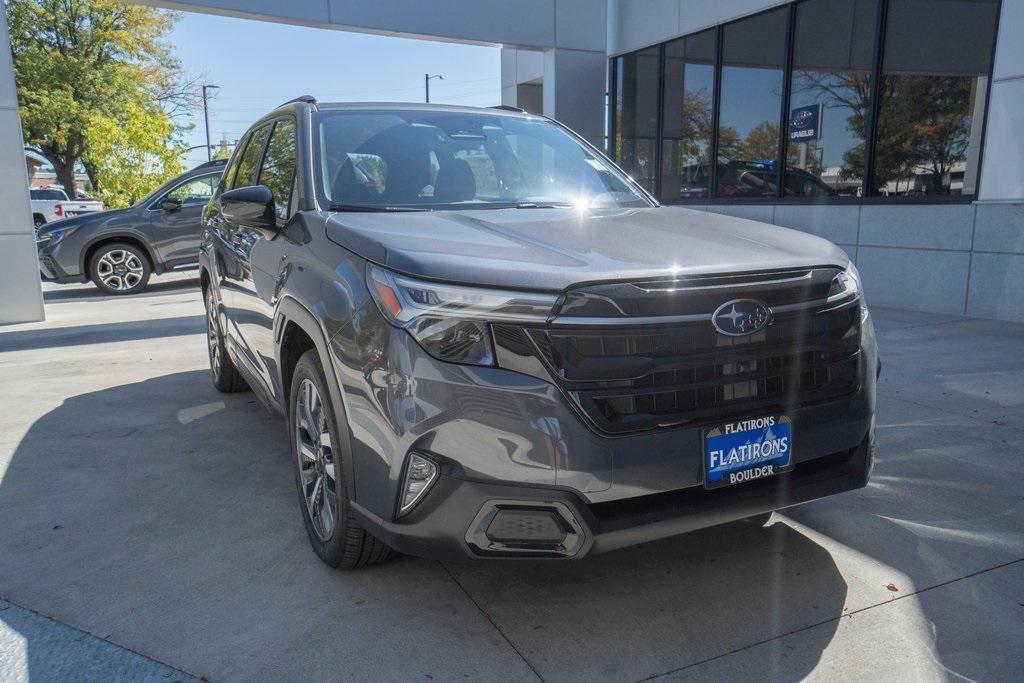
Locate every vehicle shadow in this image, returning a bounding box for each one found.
[0,369,847,682]
[42,276,200,303]
[443,518,846,681]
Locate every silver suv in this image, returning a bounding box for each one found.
[199,98,877,568]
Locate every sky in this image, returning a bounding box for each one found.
[168,12,501,168]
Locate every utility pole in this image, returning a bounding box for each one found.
[424,73,443,103]
[201,84,220,161]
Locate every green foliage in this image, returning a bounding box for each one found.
[8,0,189,207]
[84,102,183,206]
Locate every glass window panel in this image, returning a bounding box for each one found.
[166,175,217,205]
[258,119,297,220]
[660,29,716,200]
[233,125,270,189]
[786,0,878,198]
[871,0,999,196]
[613,47,660,192]
[717,8,788,198]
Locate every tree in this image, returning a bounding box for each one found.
[739,121,779,161]
[7,0,193,205]
[83,102,181,206]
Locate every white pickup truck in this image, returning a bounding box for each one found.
[30,187,104,228]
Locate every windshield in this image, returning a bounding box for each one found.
[315,110,651,210]
[30,189,68,201]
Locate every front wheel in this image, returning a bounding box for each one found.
[205,287,248,392]
[89,243,150,295]
[290,349,393,569]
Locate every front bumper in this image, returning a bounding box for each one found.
[352,432,872,561]
[37,241,86,284]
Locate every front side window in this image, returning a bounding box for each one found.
[717,8,789,198]
[871,0,999,196]
[316,111,650,210]
[233,125,271,190]
[165,175,217,205]
[258,118,297,220]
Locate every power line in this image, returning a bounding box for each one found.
[210,75,500,101]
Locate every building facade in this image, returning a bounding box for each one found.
[1,0,1020,323]
[594,0,1022,322]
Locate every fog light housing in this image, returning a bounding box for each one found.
[485,508,568,545]
[465,500,589,557]
[398,453,438,516]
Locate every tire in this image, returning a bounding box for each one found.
[204,286,248,393]
[33,215,45,229]
[290,349,393,569]
[89,242,151,295]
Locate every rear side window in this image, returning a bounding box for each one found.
[30,189,68,200]
[258,118,297,220]
[233,125,271,189]
[166,175,218,205]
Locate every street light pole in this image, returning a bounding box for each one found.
[201,84,220,161]
[424,73,443,103]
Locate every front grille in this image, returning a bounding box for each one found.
[493,268,862,434]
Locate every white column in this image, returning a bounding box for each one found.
[542,47,607,148]
[0,9,44,324]
[978,0,1024,202]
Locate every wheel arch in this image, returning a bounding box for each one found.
[276,296,358,502]
[81,234,158,278]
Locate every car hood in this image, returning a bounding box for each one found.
[323,205,851,291]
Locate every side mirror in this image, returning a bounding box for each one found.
[220,185,276,231]
[161,198,182,212]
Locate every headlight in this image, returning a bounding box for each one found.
[829,263,869,324]
[367,265,558,366]
[37,226,78,246]
[828,263,862,301]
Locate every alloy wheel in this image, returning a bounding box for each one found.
[295,378,337,541]
[206,291,221,380]
[96,249,144,291]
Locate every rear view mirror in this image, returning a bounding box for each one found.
[220,185,276,231]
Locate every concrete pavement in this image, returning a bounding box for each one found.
[0,274,1022,681]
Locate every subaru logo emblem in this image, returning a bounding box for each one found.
[791,109,813,128]
[711,299,773,336]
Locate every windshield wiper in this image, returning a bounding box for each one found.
[329,203,427,212]
[513,202,572,209]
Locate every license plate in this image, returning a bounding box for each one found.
[704,416,792,489]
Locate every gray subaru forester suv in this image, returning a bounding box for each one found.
[199,98,877,568]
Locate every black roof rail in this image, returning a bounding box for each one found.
[193,158,228,170]
[280,95,317,109]
[489,104,528,113]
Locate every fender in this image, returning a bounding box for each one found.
[275,295,359,503]
[79,230,161,276]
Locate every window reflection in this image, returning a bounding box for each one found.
[660,30,716,200]
[717,8,788,198]
[787,0,878,197]
[872,0,999,196]
[613,47,660,192]
[608,0,1000,201]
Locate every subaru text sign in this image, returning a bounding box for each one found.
[789,104,821,142]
